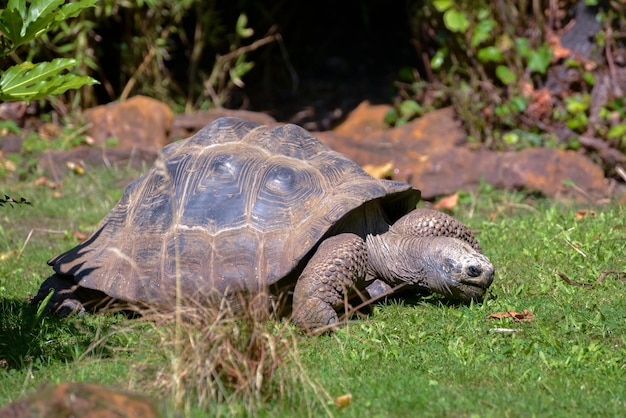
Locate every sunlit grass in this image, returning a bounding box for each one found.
[1,167,625,416]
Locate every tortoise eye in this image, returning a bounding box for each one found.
[467,265,482,277]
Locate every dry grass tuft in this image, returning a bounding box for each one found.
[127,292,332,416]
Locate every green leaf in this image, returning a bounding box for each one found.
[515,37,531,58]
[57,0,99,20]
[443,8,470,33]
[6,0,26,14]
[0,8,25,49]
[0,58,98,102]
[384,108,398,126]
[236,13,254,39]
[399,100,421,118]
[583,71,595,86]
[0,0,98,56]
[527,45,553,74]
[471,19,496,48]
[23,0,64,36]
[431,48,447,71]
[509,96,527,112]
[503,131,519,145]
[495,65,516,85]
[477,46,505,63]
[564,95,589,114]
[432,0,453,12]
[607,124,626,139]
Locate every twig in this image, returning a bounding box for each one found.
[563,237,587,257]
[604,25,624,98]
[616,165,626,183]
[120,29,170,101]
[557,270,626,288]
[10,228,68,260]
[489,328,522,333]
[204,33,278,107]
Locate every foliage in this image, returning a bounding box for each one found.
[0,0,99,207]
[23,1,274,112]
[0,0,99,102]
[391,0,626,175]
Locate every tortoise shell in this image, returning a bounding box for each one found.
[49,117,420,304]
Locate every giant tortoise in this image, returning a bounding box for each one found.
[33,117,494,331]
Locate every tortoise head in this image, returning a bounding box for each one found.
[430,237,495,302]
[366,234,494,302]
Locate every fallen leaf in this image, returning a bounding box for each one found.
[1,158,16,172]
[574,209,596,220]
[34,176,60,189]
[546,30,571,61]
[432,193,459,211]
[362,161,394,179]
[526,88,553,121]
[66,161,85,175]
[34,176,48,187]
[38,122,61,140]
[520,81,534,97]
[334,393,352,409]
[487,309,534,322]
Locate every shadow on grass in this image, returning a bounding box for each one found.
[0,297,115,370]
[360,287,497,315]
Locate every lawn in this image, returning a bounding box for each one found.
[1,165,625,417]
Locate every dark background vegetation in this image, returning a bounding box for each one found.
[4,0,626,178]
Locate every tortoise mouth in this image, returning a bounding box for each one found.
[444,279,491,303]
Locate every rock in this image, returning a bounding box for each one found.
[0,382,161,418]
[332,100,390,140]
[560,0,602,61]
[0,133,22,153]
[320,105,610,201]
[0,101,27,123]
[170,109,277,140]
[84,95,173,152]
[491,148,609,200]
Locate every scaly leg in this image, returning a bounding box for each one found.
[291,233,368,332]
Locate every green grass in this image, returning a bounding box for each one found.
[1,167,625,417]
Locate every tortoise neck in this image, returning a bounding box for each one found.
[365,232,432,286]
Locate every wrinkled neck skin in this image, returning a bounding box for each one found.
[365,232,453,294]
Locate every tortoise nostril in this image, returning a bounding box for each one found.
[467,265,482,278]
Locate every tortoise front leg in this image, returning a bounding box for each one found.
[291,233,368,332]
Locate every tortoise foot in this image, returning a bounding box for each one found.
[292,297,338,333]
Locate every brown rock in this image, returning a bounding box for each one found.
[493,148,609,200]
[0,101,27,122]
[0,382,161,418]
[321,105,610,201]
[84,95,173,152]
[333,100,391,140]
